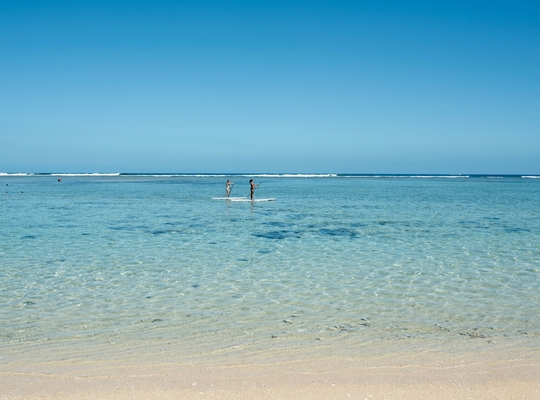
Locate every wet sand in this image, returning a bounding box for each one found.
[2,346,539,399]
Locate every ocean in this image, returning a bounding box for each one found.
[1,174,539,365]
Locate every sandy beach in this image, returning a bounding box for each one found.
[2,341,539,399]
[2,360,539,399]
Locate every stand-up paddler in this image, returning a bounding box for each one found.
[225,180,234,198]
[249,179,260,200]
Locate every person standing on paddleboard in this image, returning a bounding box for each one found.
[225,180,234,198]
[249,179,260,200]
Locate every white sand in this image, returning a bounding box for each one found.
[2,347,539,399]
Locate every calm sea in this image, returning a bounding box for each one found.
[1,174,539,364]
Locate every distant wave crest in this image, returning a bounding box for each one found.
[49,173,121,177]
[125,174,338,178]
[339,175,469,178]
[243,174,337,178]
[0,172,121,177]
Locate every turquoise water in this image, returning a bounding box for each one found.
[1,175,539,362]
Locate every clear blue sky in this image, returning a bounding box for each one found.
[1,1,539,173]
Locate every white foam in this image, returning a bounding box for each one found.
[136,174,337,178]
[0,172,122,177]
[131,174,230,178]
[522,176,540,179]
[166,174,227,177]
[126,174,177,177]
[340,175,469,178]
[242,174,337,178]
[50,173,121,177]
[410,175,468,178]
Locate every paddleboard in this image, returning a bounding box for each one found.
[229,198,275,202]
[212,197,248,200]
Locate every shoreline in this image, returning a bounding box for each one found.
[2,359,538,399]
[3,343,539,399]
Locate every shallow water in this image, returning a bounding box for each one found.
[1,175,539,363]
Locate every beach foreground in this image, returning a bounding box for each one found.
[2,347,539,400]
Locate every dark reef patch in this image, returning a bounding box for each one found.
[109,226,136,231]
[350,222,367,227]
[287,213,308,220]
[164,221,184,226]
[320,228,358,237]
[263,221,293,228]
[505,227,531,233]
[253,230,301,240]
[151,229,180,235]
[257,248,272,254]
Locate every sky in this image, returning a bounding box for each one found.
[1,0,539,173]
